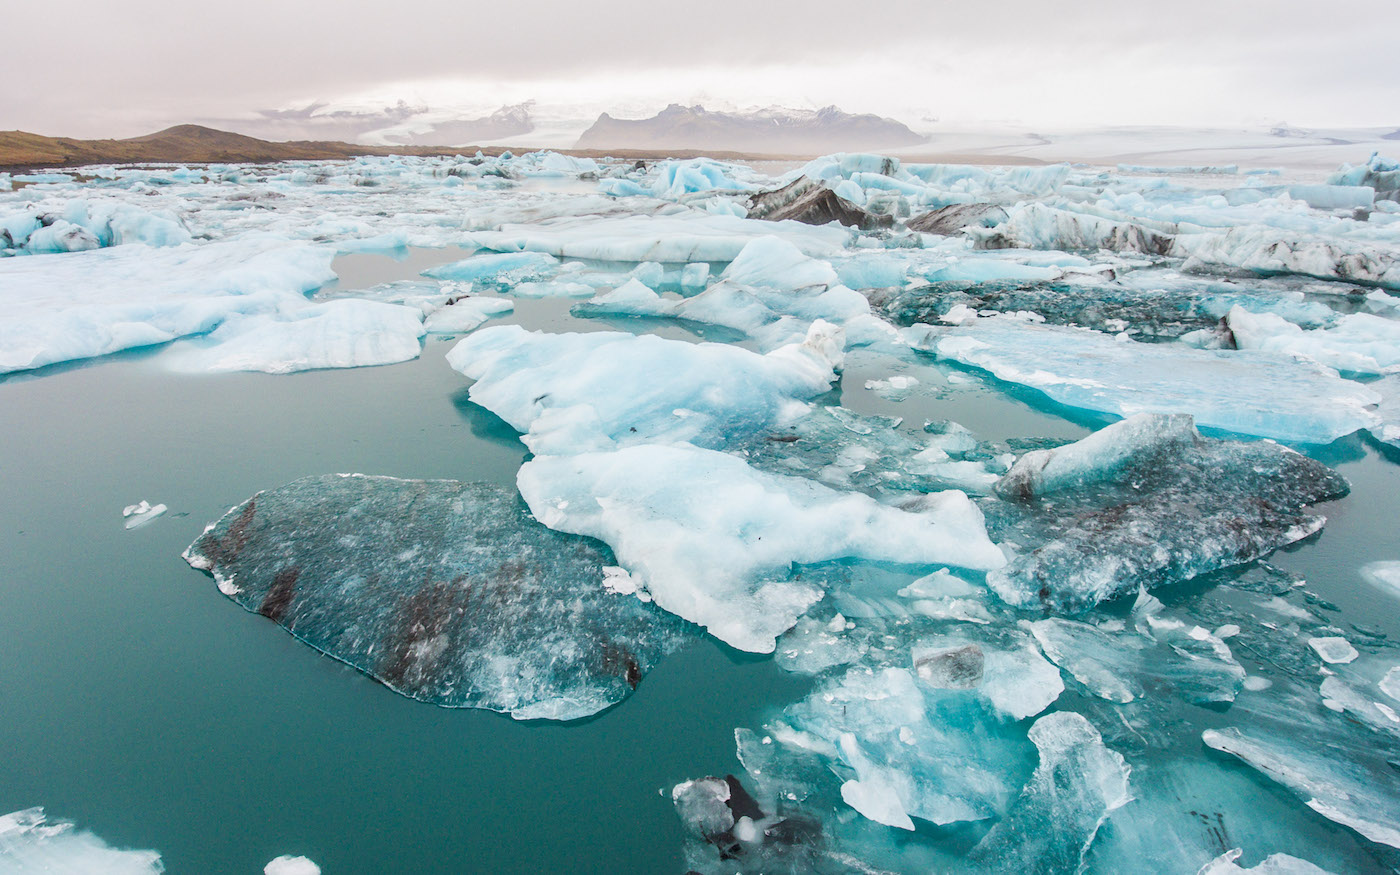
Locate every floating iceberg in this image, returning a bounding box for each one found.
[1225,305,1400,376]
[518,444,1003,652]
[422,295,513,333]
[968,712,1130,874]
[1204,726,1400,850]
[0,808,163,874]
[183,474,690,720]
[916,315,1380,444]
[0,238,336,374]
[986,414,1348,611]
[122,500,168,529]
[446,320,845,454]
[164,299,425,373]
[463,213,849,263]
[264,856,321,875]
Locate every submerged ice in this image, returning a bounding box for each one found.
[183,474,691,720]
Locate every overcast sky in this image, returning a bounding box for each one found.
[4,0,1398,138]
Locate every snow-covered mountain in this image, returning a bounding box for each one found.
[574,104,927,153]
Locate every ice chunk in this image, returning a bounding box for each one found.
[718,236,838,289]
[996,413,1197,499]
[979,638,1065,720]
[1360,560,1400,597]
[463,213,849,263]
[918,315,1380,444]
[1204,726,1400,849]
[183,474,690,720]
[1198,848,1334,874]
[912,642,985,689]
[446,321,845,455]
[650,158,756,198]
[422,296,513,333]
[1030,619,1142,703]
[517,444,1004,653]
[969,712,1130,873]
[421,251,559,285]
[0,807,163,874]
[264,855,321,875]
[745,176,893,230]
[122,500,168,529]
[0,239,337,374]
[988,415,1347,612]
[784,666,1029,826]
[1226,306,1400,376]
[165,299,425,374]
[1307,637,1359,665]
[1175,228,1400,290]
[970,202,1176,255]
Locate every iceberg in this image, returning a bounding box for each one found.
[463,213,849,263]
[1225,305,1400,375]
[421,251,560,286]
[122,500,168,529]
[916,315,1381,444]
[183,474,690,720]
[517,444,1004,653]
[1198,849,1333,874]
[1204,726,1400,850]
[164,299,425,373]
[264,856,321,875]
[0,238,337,374]
[968,712,1130,874]
[446,321,845,455]
[986,414,1348,611]
[422,295,513,334]
[0,808,163,874]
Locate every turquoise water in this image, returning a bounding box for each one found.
[3,249,1399,871]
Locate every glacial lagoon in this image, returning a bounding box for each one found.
[3,154,1400,872]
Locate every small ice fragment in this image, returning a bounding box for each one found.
[1243,676,1273,692]
[840,778,915,831]
[912,642,985,689]
[1308,636,1359,665]
[1197,847,1333,874]
[122,500,167,529]
[265,856,321,875]
[1380,666,1400,701]
[1360,561,1400,596]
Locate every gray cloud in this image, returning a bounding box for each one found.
[2,0,1397,137]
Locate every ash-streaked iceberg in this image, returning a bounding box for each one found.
[183,474,691,720]
[986,414,1347,611]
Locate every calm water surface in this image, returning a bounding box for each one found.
[2,249,1398,872]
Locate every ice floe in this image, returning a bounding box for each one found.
[184,474,691,719]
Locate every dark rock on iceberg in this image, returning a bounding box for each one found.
[183,473,691,720]
[985,414,1349,612]
[747,177,894,230]
[906,203,1009,236]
